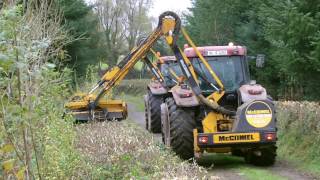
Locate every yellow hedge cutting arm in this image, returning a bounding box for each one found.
[65,11,181,121]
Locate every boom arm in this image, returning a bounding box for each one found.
[143,56,167,87]
[65,11,181,111]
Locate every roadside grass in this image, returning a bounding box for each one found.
[114,79,149,96]
[198,154,286,180]
[237,166,287,180]
[120,94,145,112]
[276,101,320,176]
[278,156,320,177]
[297,162,320,177]
[297,161,320,177]
[114,79,149,112]
[75,121,208,179]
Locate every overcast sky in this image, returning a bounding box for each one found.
[85,0,192,19]
[148,0,192,18]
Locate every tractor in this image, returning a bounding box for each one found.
[160,42,277,166]
[144,55,182,133]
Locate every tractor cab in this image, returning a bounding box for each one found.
[184,44,250,92]
[157,56,182,87]
[184,44,251,110]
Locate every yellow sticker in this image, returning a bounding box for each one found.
[245,101,272,128]
[213,133,260,143]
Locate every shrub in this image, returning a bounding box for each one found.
[0,3,91,179]
[75,121,207,179]
[277,101,320,162]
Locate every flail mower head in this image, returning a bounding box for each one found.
[65,93,127,121]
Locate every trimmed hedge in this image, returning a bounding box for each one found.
[277,101,320,162]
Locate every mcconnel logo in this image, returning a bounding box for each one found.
[219,134,254,141]
[246,110,271,114]
[213,133,260,143]
[245,101,272,128]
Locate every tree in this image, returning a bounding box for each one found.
[185,0,244,45]
[124,0,152,50]
[95,0,127,66]
[0,1,72,178]
[95,0,152,66]
[258,0,320,100]
[57,0,106,76]
[185,0,278,94]
[185,0,320,100]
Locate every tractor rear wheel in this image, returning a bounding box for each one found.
[160,102,169,145]
[245,145,277,166]
[144,95,149,130]
[167,97,196,160]
[145,91,162,133]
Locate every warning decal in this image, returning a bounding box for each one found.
[245,101,272,128]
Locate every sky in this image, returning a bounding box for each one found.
[148,0,192,18]
[85,0,192,20]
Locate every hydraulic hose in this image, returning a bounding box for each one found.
[197,94,236,116]
[158,11,181,45]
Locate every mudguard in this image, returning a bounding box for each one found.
[171,85,200,107]
[239,84,267,103]
[148,81,167,95]
[233,99,276,132]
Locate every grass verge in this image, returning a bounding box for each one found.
[198,154,286,180]
[237,166,286,180]
[114,79,149,96]
[75,121,208,179]
[276,101,320,176]
[121,94,145,112]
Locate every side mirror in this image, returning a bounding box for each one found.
[256,54,265,68]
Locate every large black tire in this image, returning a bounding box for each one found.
[245,145,277,166]
[167,97,196,160]
[161,101,172,147]
[145,91,162,133]
[160,103,168,145]
[144,95,149,130]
